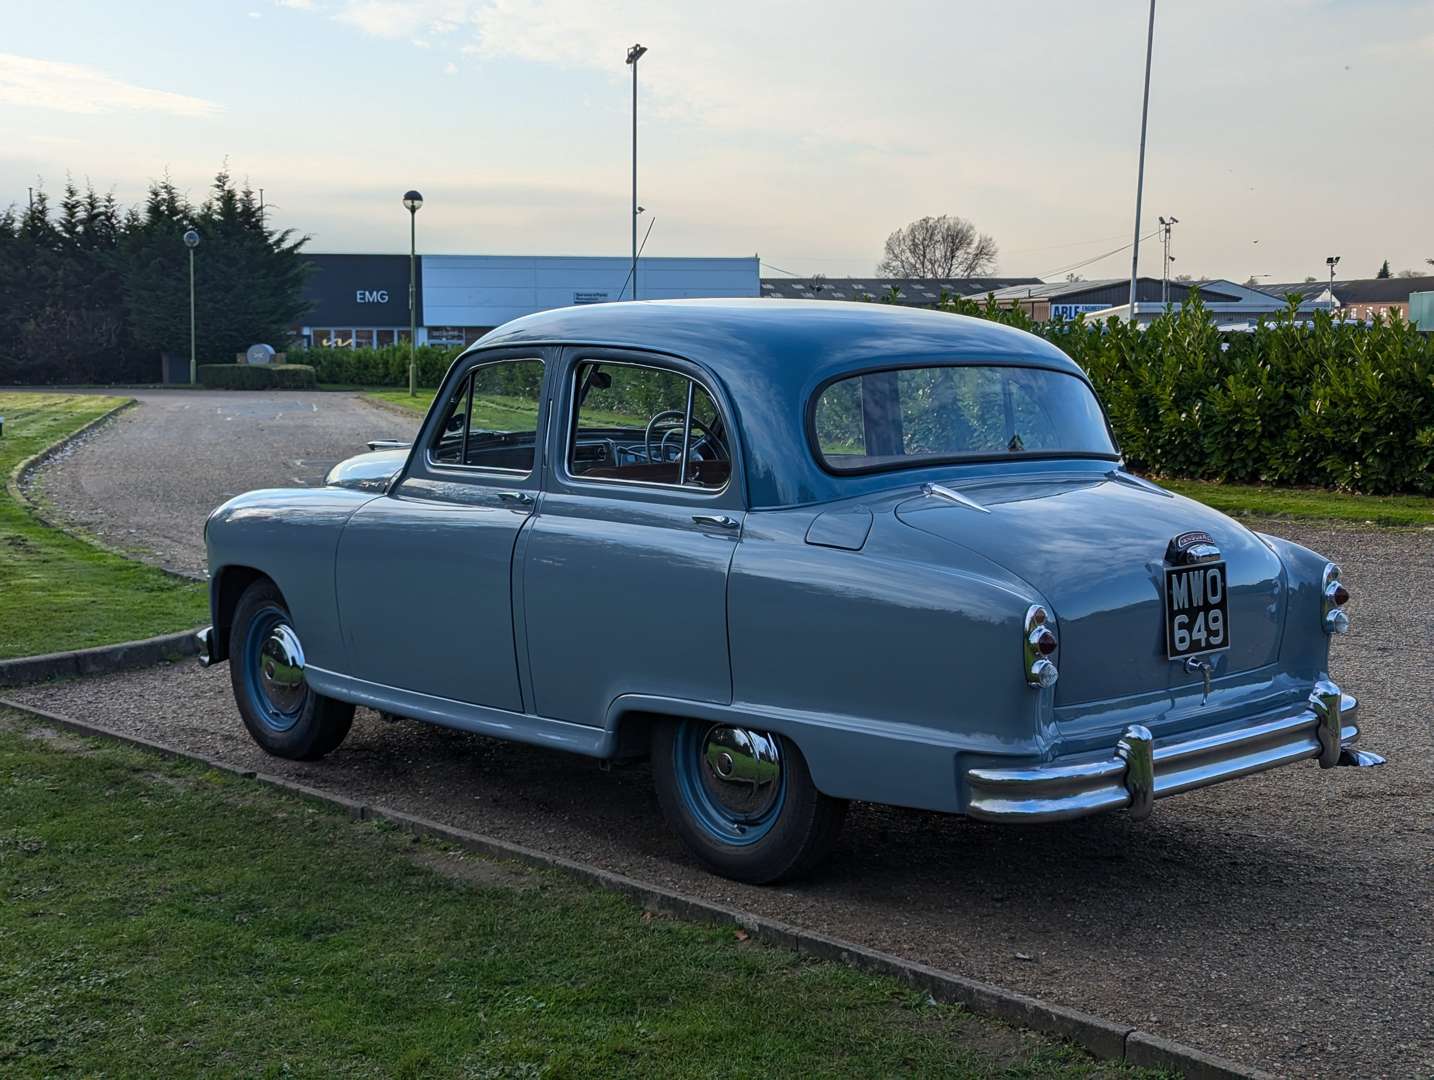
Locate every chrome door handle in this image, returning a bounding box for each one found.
[691,514,738,529]
[497,491,534,506]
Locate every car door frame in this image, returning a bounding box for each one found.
[339,343,557,712]
[517,344,748,725]
[542,345,747,513]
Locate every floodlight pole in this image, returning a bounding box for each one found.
[626,43,647,301]
[1127,0,1157,322]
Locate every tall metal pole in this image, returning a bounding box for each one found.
[626,44,646,301]
[188,248,197,385]
[408,208,417,397]
[1127,0,1157,322]
[631,55,638,300]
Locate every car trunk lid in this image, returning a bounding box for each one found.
[895,471,1285,707]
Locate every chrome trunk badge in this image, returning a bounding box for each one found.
[1165,530,1221,565]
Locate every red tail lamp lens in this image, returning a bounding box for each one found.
[1034,629,1057,655]
[1332,584,1349,607]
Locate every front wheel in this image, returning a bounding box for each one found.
[229,579,354,761]
[651,718,847,884]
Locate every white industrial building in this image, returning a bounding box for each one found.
[298,253,760,349]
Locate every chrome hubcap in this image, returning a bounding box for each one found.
[699,726,782,820]
[258,624,306,714]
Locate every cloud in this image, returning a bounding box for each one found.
[444,61,458,75]
[0,53,220,117]
[334,0,471,39]
[274,0,315,8]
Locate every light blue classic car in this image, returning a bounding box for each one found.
[199,299,1383,882]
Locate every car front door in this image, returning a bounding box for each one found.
[333,352,548,711]
[520,349,743,726]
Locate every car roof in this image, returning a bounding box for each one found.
[472,298,1094,508]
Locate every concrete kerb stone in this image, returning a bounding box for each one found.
[0,629,204,688]
[0,693,1271,1080]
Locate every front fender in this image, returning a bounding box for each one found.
[205,487,378,670]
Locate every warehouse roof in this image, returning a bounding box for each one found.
[760,276,1039,304]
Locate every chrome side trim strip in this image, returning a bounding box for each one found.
[965,687,1374,822]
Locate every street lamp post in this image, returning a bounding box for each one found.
[1127,0,1157,322]
[625,43,647,301]
[1326,255,1340,313]
[183,228,200,384]
[403,190,424,397]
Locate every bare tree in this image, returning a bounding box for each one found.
[877,215,997,278]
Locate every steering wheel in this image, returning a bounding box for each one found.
[644,410,726,474]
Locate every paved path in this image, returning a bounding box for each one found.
[25,390,418,577]
[11,432,1433,1080]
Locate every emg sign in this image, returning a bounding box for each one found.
[356,289,390,304]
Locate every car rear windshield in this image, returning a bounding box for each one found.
[812,364,1118,473]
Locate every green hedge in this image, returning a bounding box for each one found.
[941,294,1434,495]
[197,364,317,390]
[299,344,462,388]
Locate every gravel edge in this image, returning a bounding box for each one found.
[0,693,1274,1080]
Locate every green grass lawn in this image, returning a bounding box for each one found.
[0,394,207,659]
[1160,478,1434,527]
[0,717,1153,1080]
[365,388,436,415]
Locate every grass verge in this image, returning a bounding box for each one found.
[1160,478,1434,527]
[364,388,435,414]
[0,716,1153,1080]
[0,393,207,660]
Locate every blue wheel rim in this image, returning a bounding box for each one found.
[241,605,306,734]
[672,722,786,847]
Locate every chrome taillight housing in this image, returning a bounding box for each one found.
[1322,563,1350,635]
[1024,605,1059,688]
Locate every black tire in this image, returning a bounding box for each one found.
[651,717,847,884]
[228,579,354,761]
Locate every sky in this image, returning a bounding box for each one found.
[1,0,1431,283]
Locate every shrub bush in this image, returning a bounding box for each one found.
[940,293,1434,495]
[197,364,317,390]
[299,344,462,388]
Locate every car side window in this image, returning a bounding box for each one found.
[567,360,729,491]
[429,358,544,473]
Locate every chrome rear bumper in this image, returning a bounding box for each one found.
[965,681,1382,823]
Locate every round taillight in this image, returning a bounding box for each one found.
[1033,628,1057,655]
[1332,583,1349,607]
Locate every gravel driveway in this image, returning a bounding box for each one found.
[14,396,1433,1075]
[25,389,418,577]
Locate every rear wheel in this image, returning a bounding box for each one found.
[651,718,846,884]
[229,579,353,760]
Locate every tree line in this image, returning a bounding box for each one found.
[0,171,309,384]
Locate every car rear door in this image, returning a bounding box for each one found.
[333,352,549,711]
[519,348,744,726]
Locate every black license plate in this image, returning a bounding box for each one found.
[1164,562,1230,659]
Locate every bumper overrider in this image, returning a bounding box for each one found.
[965,680,1385,822]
